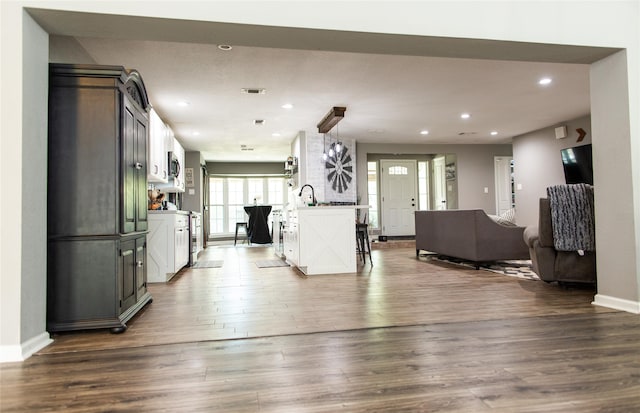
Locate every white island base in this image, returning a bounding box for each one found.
[283,206,368,275]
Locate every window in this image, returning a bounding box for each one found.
[208,176,286,237]
[388,165,408,175]
[209,178,224,233]
[267,178,283,205]
[418,161,429,210]
[367,161,379,228]
[227,178,245,232]
[247,178,264,204]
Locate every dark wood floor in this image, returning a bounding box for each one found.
[2,245,639,412]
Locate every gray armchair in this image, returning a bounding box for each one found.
[523,197,596,284]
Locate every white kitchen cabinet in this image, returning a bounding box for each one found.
[147,211,190,282]
[283,210,299,266]
[272,209,285,258]
[147,108,168,183]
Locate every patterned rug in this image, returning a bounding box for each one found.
[426,255,540,281]
[191,260,224,269]
[255,259,290,268]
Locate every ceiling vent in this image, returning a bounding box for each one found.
[241,88,266,94]
[240,145,254,151]
[253,119,265,125]
[457,132,477,136]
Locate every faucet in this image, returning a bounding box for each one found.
[298,184,317,206]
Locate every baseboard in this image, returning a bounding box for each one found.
[0,332,53,363]
[592,294,640,314]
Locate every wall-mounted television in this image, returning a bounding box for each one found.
[560,144,593,185]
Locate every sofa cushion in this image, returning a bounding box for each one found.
[488,208,517,227]
[537,198,554,248]
[523,225,539,248]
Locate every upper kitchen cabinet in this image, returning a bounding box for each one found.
[148,108,169,184]
[47,63,153,332]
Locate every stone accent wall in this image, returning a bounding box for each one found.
[305,136,357,203]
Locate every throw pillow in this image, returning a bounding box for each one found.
[500,208,516,224]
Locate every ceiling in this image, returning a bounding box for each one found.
[31,9,608,163]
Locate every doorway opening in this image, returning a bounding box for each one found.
[369,154,457,237]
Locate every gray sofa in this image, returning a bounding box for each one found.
[415,209,530,265]
[523,198,596,284]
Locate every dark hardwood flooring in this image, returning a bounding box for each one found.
[2,245,639,412]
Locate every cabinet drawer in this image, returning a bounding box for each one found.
[175,215,189,227]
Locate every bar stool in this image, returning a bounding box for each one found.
[355,215,373,265]
[234,222,249,246]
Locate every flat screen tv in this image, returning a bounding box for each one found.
[560,144,593,185]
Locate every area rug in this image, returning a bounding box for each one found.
[255,259,290,268]
[427,255,540,281]
[191,260,224,269]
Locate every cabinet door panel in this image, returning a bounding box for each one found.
[122,102,136,234]
[119,239,137,312]
[136,237,147,298]
[48,87,119,237]
[135,117,148,231]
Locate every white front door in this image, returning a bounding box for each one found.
[494,156,514,215]
[433,156,447,210]
[380,160,417,236]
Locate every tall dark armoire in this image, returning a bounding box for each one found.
[47,64,153,333]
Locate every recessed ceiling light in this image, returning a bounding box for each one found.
[490,131,498,136]
[177,101,190,107]
[460,113,471,119]
[272,133,281,137]
[281,103,293,109]
[420,130,429,135]
[539,77,552,85]
[218,45,233,51]
[192,131,200,136]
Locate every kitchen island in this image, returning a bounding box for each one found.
[283,205,369,275]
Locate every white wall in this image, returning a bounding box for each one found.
[591,50,640,310]
[0,5,52,361]
[513,115,592,227]
[182,151,205,213]
[2,0,639,361]
[49,35,96,63]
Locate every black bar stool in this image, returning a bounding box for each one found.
[234,222,249,246]
[355,214,373,265]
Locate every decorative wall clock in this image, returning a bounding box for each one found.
[325,143,353,193]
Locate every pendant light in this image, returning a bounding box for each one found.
[322,134,328,161]
[335,123,342,153]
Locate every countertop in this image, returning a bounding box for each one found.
[296,204,370,210]
[148,209,189,215]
